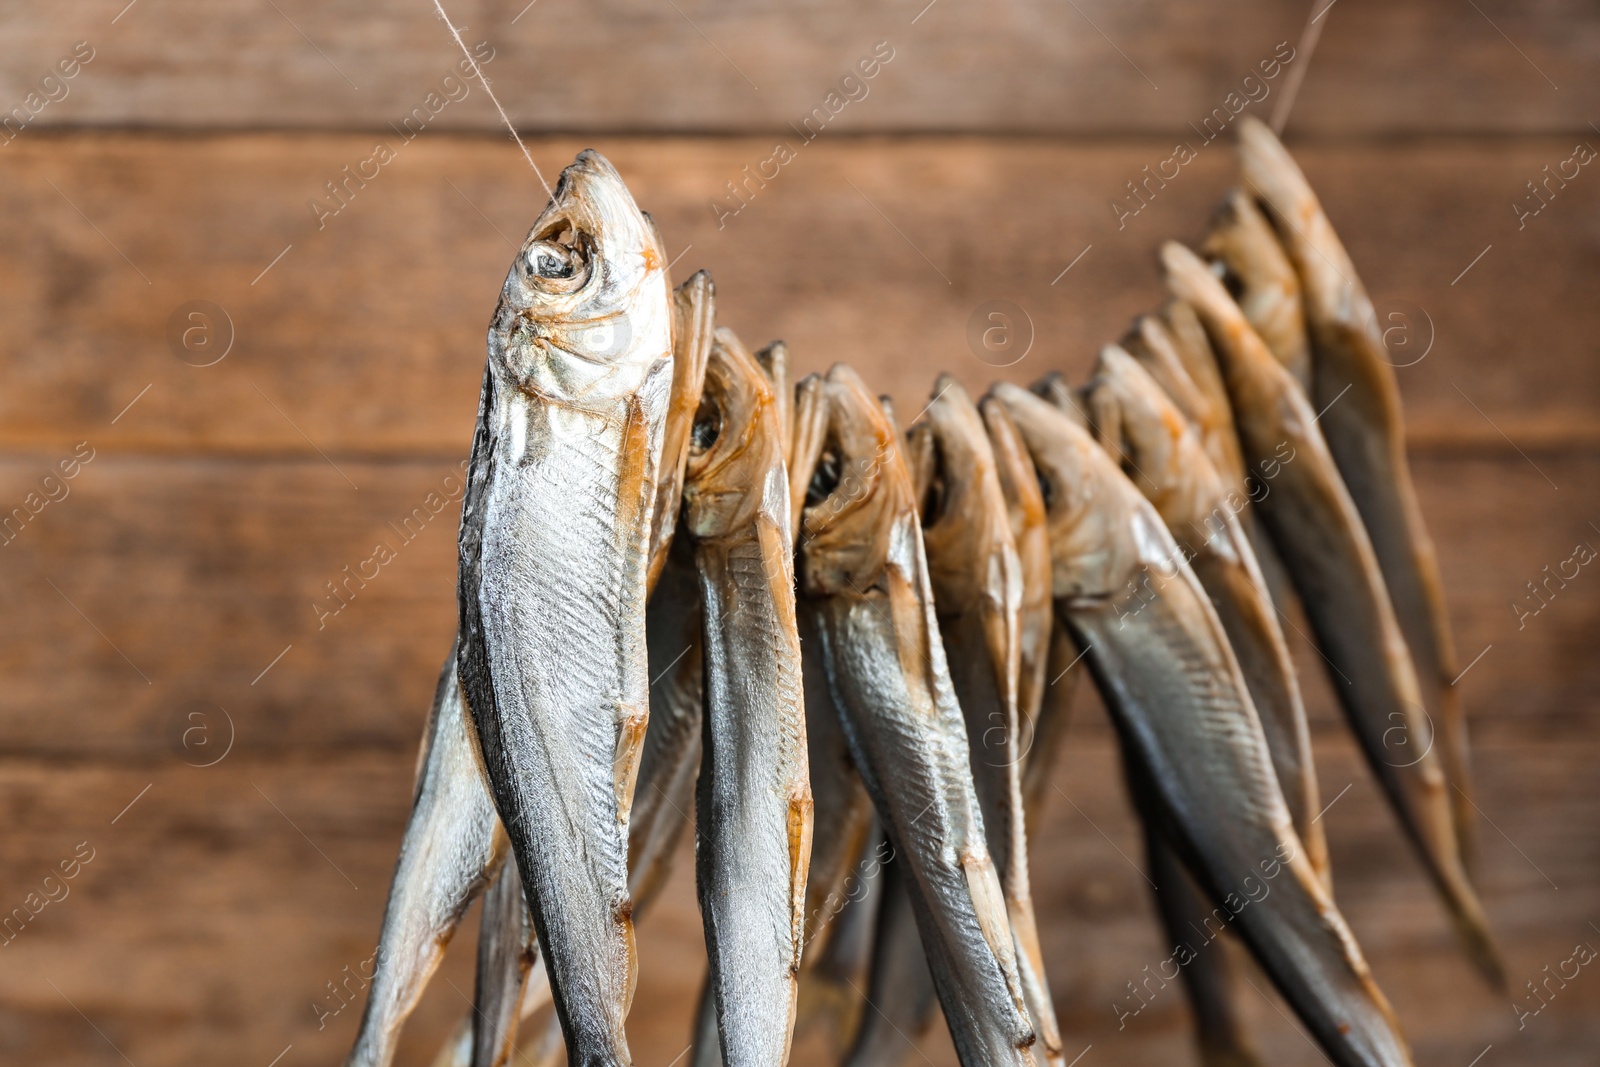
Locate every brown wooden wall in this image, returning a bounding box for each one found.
[1,2,1597,1066]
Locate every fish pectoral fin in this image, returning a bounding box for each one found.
[788,791,815,974]
[613,703,650,826]
[1007,901,1063,1057]
[961,849,1029,1019]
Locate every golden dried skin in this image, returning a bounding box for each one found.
[799,364,1037,1067]
[789,374,831,545]
[1029,371,1090,430]
[683,327,813,1067]
[647,272,716,590]
[1163,239,1503,989]
[1237,115,1473,869]
[457,150,675,1067]
[996,380,1413,1067]
[1203,188,1313,391]
[755,340,793,467]
[1121,310,1295,615]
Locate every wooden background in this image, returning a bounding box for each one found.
[1,2,1597,1065]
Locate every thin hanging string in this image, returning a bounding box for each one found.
[432,0,554,198]
[1270,0,1334,134]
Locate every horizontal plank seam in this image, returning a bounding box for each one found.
[9,126,1600,147]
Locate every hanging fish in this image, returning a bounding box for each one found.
[457,149,675,1066]
[993,381,1414,1067]
[797,365,1037,1067]
[1235,116,1475,871]
[1162,239,1502,989]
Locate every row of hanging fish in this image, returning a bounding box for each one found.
[337,114,1499,1067]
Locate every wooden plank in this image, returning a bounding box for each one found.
[0,1,1594,135]
[1,133,1597,459]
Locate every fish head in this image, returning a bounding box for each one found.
[681,327,785,540]
[1029,371,1091,429]
[1086,345,1222,530]
[1162,240,1290,431]
[797,364,917,598]
[916,376,1022,615]
[990,382,1140,603]
[1121,314,1208,427]
[1203,188,1311,387]
[979,396,1047,552]
[489,150,672,407]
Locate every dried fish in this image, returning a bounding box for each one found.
[470,858,540,1067]
[648,272,717,587]
[457,149,675,1065]
[797,365,1036,1067]
[1236,116,1474,869]
[842,854,939,1067]
[1162,239,1503,988]
[755,340,794,465]
[1081,344,1330,1067]
[994,380,1413,1067]
[441,266,715,1067]
[1083,345,1328,882]
[1120,308,1297,617]
[1202,189,1312,391]
[800,821,889,1053]
[914,378,1064,1066]
[978,398,1081,834]
[344,648,505,1067]
[683,326,812,1067]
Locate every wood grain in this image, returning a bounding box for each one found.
[0,0,1594,135]
[2,12,1597,1062]
[1,133,1596,461]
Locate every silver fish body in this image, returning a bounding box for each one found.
[429,268,715,1067]
[799,365,1037,1067]
[457,150,675,1065]
[1084,345,1328,883]
[914,378,1064,1066]
[344,648,505,1067]
[995,382,1413,1067]
[684,328,812,1067]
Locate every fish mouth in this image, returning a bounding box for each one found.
[795,365,911,597]
[681,329,778,539]
[509,149,664,320]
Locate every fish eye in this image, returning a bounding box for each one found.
[1210,258,1244,301]
[1035,468,1054,510]
[806,449,841,506]
[920,470,947,528]
[524,241,576,279]
[690,396,722,453]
